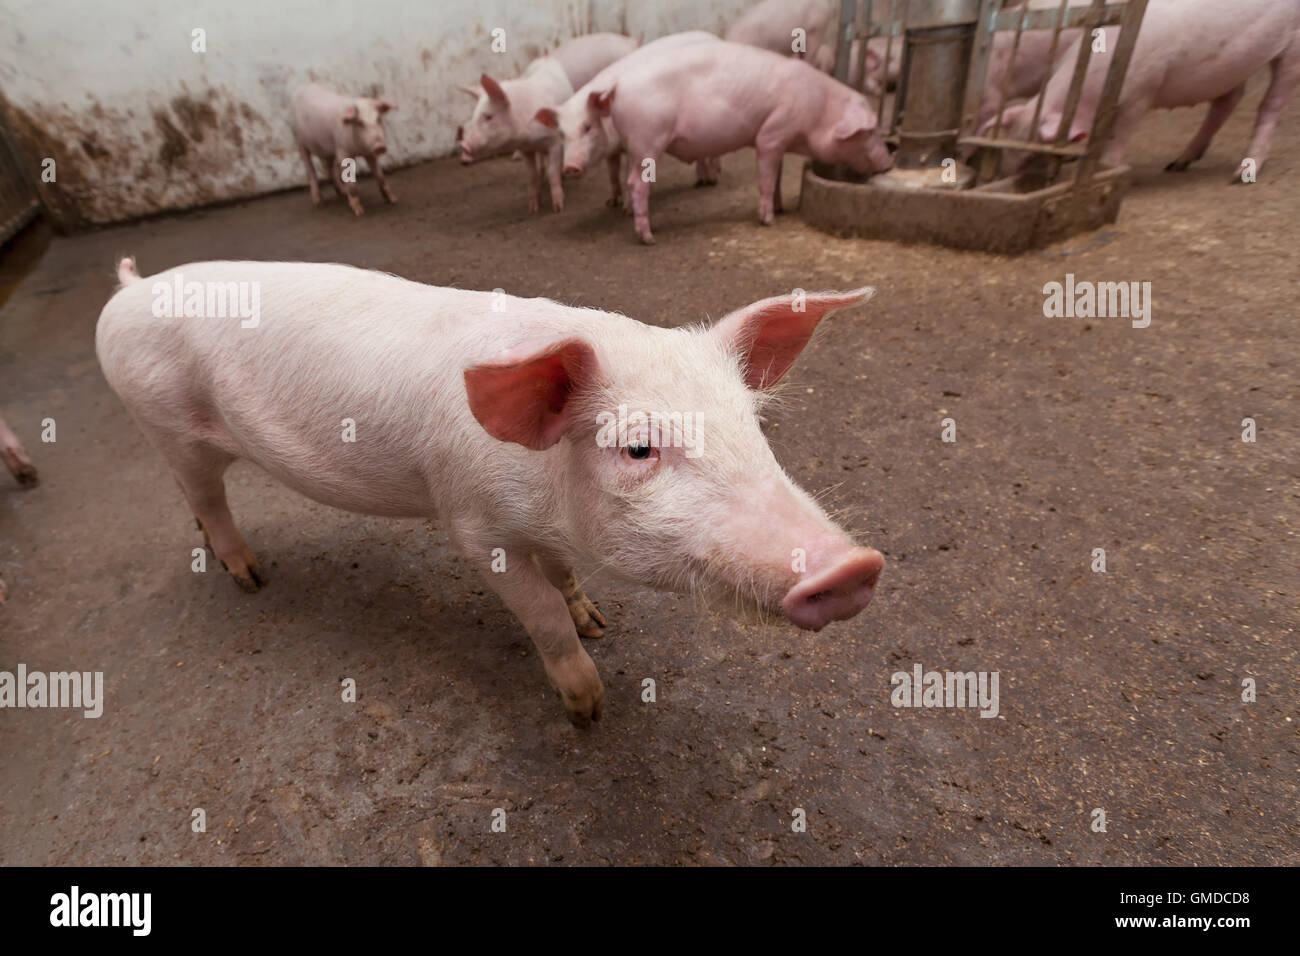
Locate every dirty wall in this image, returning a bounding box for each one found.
[0,0,752,228]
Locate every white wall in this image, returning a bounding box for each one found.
[0,0,752,226]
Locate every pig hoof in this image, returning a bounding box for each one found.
[229,566,264,593]
[348,199,365,217]
[566,593,607,639]
[382,191,397,204]
[562,683,604,729]
[9,462,38,486]
[606,196,621,208]
[1164,159,1190,173]
[0,576,6,604]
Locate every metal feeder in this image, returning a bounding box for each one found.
[800,0,1149,253]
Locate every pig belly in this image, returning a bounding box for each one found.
[666,111,762,162]
[198,404,436,519]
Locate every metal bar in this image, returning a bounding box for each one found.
[1027,0,1071,149]
[835,0,855,85]
[991,5,1126,31]
[959,0,998,138]
[960,134,1088,156]
[1050,0,1106,149]
[890,0,909,134]
[1073,0,1148,183]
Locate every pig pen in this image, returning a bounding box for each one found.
[0,75,1296,866]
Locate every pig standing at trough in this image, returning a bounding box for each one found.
[455,33,638,213]
[981,0,1300,179]
[95,258,885,727]
[547,40,894,244]
[289,83,396,216]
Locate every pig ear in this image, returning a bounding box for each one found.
[712,288,876,391]
[535,108,559,129]
[832,102,876,140]
[481,74,509,104]
[587,88,614,116]
[457,84,483,100]
[464,338,599,450]
[342,104,360,124]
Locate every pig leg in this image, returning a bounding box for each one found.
[605,153,622,208]
[1236,41,1300,180]
[1165,85,1246,172]
[469,545,604,726]
[536,556,606,638]
[544,142,564,213]
[299,146,323,206]
[773,155,784,215]
[170,447,264,592]
[526,150,542,214]
[366,155,396,204]
[755,148,785,225]
[627,159,655,244]
[0,414,37,486]
[332,155,364,217]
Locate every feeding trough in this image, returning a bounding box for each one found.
[800,0,1149,253]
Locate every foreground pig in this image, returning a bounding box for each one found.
[550,40,893,244]
[536,31,722,208]
[977,0,1084,128]
[289,83,396,216]
[982,0,1300,178]
[456,33,637,213]
[96,258,884,727]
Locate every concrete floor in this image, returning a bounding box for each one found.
[0,84,1296,865]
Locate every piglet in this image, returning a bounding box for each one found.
[289,83,396,216]
[96,259,884,727]
[553,40,893,244]
[0,412,37,487]
[456,33,637,213]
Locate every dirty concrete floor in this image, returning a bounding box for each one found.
[1,83,1297,865]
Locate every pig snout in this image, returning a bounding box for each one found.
[782,535,884,631]
[562,162,583,179]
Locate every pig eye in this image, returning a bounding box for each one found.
[484,112,493,121]
[582,122,591,133]
[623,441,658,463]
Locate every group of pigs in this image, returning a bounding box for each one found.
[291,0,1300,244]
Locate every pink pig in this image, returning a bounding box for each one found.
[289,83,396,217]
[96,258,885,727]
[456,33,637,213]
[561,40,893,244]
[982,0,1300,179]
[726,0,838,71]
[535,32,723,209]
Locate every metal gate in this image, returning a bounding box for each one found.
[0,120,40,245]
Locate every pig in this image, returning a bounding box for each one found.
[289,83,396,217]
[456,33,637,213]
[535,32,723,209]
[550,40,893,244]
[726,0,837,70]
[0,411,38,605]
[977,0,1084,129]
[0,413,37,487]
[981,0,1300,179]
[96,257,885,727]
